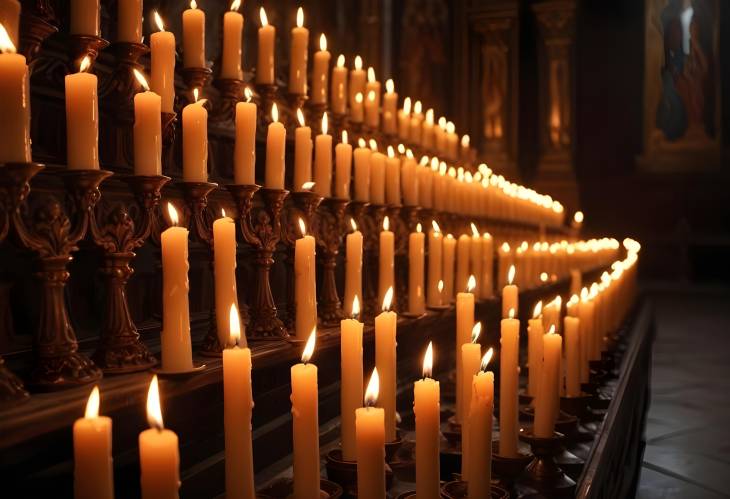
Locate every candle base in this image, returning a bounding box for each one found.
[212,78,245,122]
[492,440,534,493]
[325,449,394,497]
[516,430,576,498]
[315,198,349,326]
[68,34,109,71]
[259,476,343,499]
[441,480,510,499]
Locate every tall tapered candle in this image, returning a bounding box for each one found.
[161,204,193,372]
[564,316,581,397]
[579,288,595,382]
[66,57,99,169]
[70,0,99,36]
[499,308,520,457]
[455,275,476,422]
[293,109,312,192]
[182,88,208,182]
[214,213,238,348]
[410,100,423,144]
[150,12,176,113]
[408,223,426,315]
[313,113,332,197]
[382,79,398,135]
[401,151,418,206]
[353,138,370,201]
[415,342,440,499]
[397,97,411,140]
[356,369,386,499]
[224,305,256,499]
[311,34,330,105]
[289,7,308,95]
[349,55,366,111]
[295,219,317,340]
[256,8,275,85]
[334,131,352,199]
[460,323,482,481]
[182,0,205,68]
[527,301,544,397]
[365,67,381,129]
[74,386,113,499]
[221,0,244,79]
[427,221,443,307]
[291,331,320,498]
[502,265,518,318]
[139,375,180,499]
[378,217,395,307]
[534,326,561,437]
[341,297,363,461]
[265,103,285,189]
[344,219,363,317]
[375,288,397,442]
[132,70,162,176]
[331,54,347,114]
[234,88,257,184]
[0,24,31,163]
[467,349,495,499]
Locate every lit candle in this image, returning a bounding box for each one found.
[470,223,483,298]
[499,308,520,457]
[291,331,320,498]
[311,34,330,105]
[223,305,256,499]
[375,288,397,441]
[139,375,180,499]
[534,326,561,438]
[421,109,434,150]
[455,275,476,422]
[570,269,582,297]
[356,369,386,499]
[295,219,317,340]
[65,56,99,169]
[234,88,257,184]
[256,8,275,85]
[161,203,193,373]
[351,91,364,123]
[331,54,347,114]
[378,217,395,307]
[265,103,286,189]
[382,79,398,135]
[455,234,470,295]
[293,109,312,192]
[341,297,363,461]
[385,146,401,206]
[501,264,518,318]
[70,0,99,36]
[150,12,176,114]
[414,342,440,499]
[344,219,363,317]
[480,233,494,299]
[0,1,20,48]
[442,234,456,302]
[289,7,308,95]
[313,113,332,197]
[410,100,423,144]
[349,55,366,110]
[401,150,418,206]
[221,0,244,80]
[466,349,495,499]
[214,212,238,347]
[353,138,370,201]
[182,88,208,182]
[334,131,352,199]
[182,0,205,68]
[427,221,443,307]
[364,67,381,129]
[0,23,31,163]
[131,70,162,176]
[118,0,142,43]
[74,386,113,499]
[408,223,426,315]
[527,301,544,398]
[369,141,386,204]
[578,288,595,383]
[564,315,581,397]
[397,97,411,141]
[460,323,482,481]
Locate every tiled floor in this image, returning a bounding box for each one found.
[636,286,730,499]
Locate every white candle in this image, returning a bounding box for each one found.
[70,0,99,36]
[214,214,239,348]
[534,327,561,438]
[382,79,398,135]
[564,316,581,397]
[234,89,257,184]
[311,34,331,105]
[313,113,332,197]
[291,332,320,498]
[334,131,352,199]
[0,26,31,163]
[349,55,366,112]
[353,138,371,202]
[182,89,208,182]
[378,217,395,307]
[427,221,443,307]
[499,309,520,457]
[265,104,286,189]
[221,1,244,80]
[455,275,476,423]
[182,0,205,68]
[375,288,397,442]
[408,224,426,315]
[132,71,162,176]
[527,301,544,398]
[341,302,364,461]
[460,323,482,481]
[501,264,518,318]
[293,109,312,192]
[466,350,495,499]
[288,7,309,95]
[356,369,386,499]
[344,222,363,317]
[414,343,440,499]
[150,13,176,114]
[256,8,275,85]
[0,1,20,48]
[385,146,401,206]
[295,219,317,340]
[74,386,114,499]
[65,57,99,169]
[118,0,143,43]
[331,54,347,114]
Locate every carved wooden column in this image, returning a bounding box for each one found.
[532,0,580,213]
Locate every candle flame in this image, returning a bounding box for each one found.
[547,324,556,335]
[568,294,579,307]
[382,287,393,312]
[403,97,412,114]
[438,116,446,129]
[438,280,444,293]
[244,87,253,102]
[259,7,269,26]
[416,223,422,233]
[84,385,100,419]
[432,220,440,233]
[336,54,345,67]
[301,328,316,363]
[296,7,304,28]
[358,138,366,148]
[133,69,150,91]
[367,90,375,102]
[383,216,390,231]
[350,218,357,231]
[467,275,476,292]
[422,342,433,379]
[540,272,548,282]
[221,208,227,218]
[0,23,16,53]
[296,108,305,127]
[301,181,315,190]
[533,300,543,318]
[471,322,481,343]
[355,92,363,104]
[461,134,470,147]
[364,368,379,406]
[397,143,405,154]
[425,108,434,124]
[319,33,327,52]
[367,67,376,83]
[153,11,165,32]
[369,139,377,151]
[501,242,510,253]
[229,303,241,346]
[354,55,363,71]
[508,308,515,319]
[352,295,360,318]
[271,103,279,123]
[414,100,422,114]
[386,79,394,94]
[146,375,164,430]
[193,87,200,102]
[480,347,494,371]
[298,218,306,236]
[552,295,562,309]
[574,211,584,224]
[321,112,328,134]
[471,222,479,237]
[508,265,515,285]
[230,0,241,11]
[387,145,395,158]
[79,56,92,73]
[446,121,455,134]
[167,203,179,226]
[342,130,348,144]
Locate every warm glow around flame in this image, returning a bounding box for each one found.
[229,303,241,346]
[387,145,395,158]
[321,112,328,134]
[354,55,363,71]
[298,218,306,237]
[79,56,92,73]
[574,211,584,224]
[367,66,376,83]
[167,203,179,226]
[350,218,357,231]
[133,69,150,91]
[461,134,470,147]
[414,100,422,114]
[501,242,511,253]
[341,130,348,144]
[244,86,253,102]
[508,308,515,319]
[547,324,556,335]
[383,216,390,231]
[85,385,100,419]
[301,181,315,190]
[425,108,434,124]
[358,138,366,148]
[146,375,164,430]
[351,295,360,317]
[438,280,444,293]
[382,286,393,312]
[471,222,479,237]
[271,103,279,123]
[337,54,345,67]
[296,7,304,28]
[533,301,543,318]
[471,322,482,343]
[153,11,165,32]
[302,328,316,363]
[355,92,363,104]
[296,108,305,127]
[403,97,412,115]
[369,139,377,151]
[0,23,16,53]
[432,220,440,233]
[416,223,422,233]
[467,275,476,293]
[364,368,380,406]
[319,33,327,51]
[230,0,241,12]
[190,0,197,9]
[386,79,394,94]
[508,265,516,285]
[422,342,433,379]
[260,7,269,27]
[480,347,494,371]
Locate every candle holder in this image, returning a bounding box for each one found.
[286,92,308,128]
[325,449,395,498]
[255,84,279,128]
[89,174,170,373]
[492,440,534,493]
[181,67,213,105]
[19,7,58,63]
[516,430,576,498]
[212,78,245,122]
[103,42,150,105]
[12,168,112,390]
[68,34,109,71]
[258,477,343,499]
[441,480,510,499]
[161,112,178,174]
[229,185,289,339]
[315,198,349,326]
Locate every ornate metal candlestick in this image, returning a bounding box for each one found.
[181,67,213,105]
[315,198,349,326]
[19,6,58,63]
[229,185,289,338]
[255,84,279,127]
[13,168,112,390]
[516,430,576,498]
[307,102,327,130]
[68,34,109,70]
[89,175,170,373]
[212,78,245,122]
[103,42,149,105]
[161,112,178,174]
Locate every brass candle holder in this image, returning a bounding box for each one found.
[89,174,170,373]
[491,440,534,494]
[180,67,213,106]
[315,198,349,326]
[68,34,109,71]
[516,430,576,498]
[19,7,58,63]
